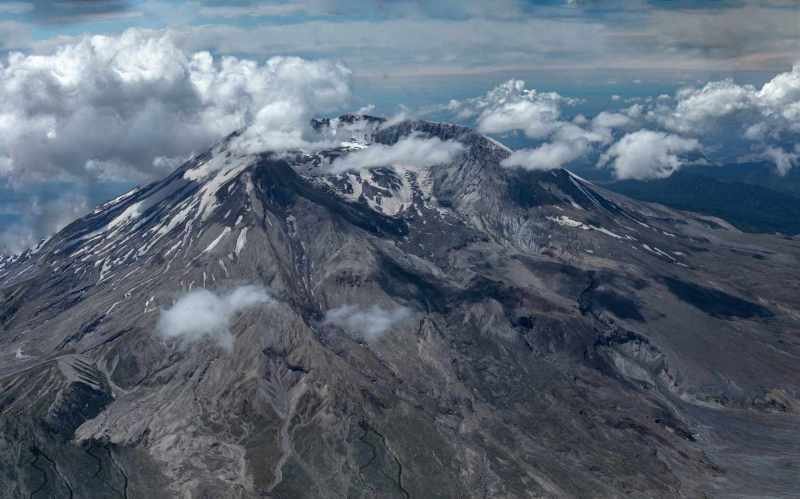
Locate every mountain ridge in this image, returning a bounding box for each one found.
[1,115,799,498]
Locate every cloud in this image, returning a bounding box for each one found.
[7,1,798,73]
[25,0,139,24]
[0,28,351,186]
[499,121,611,171]
[613,64,800,168]
[157,285,273,350]
[0,191,89,254]
[646,3,800,67]
[656,79,759,135]
[648,65,800,141]
[0,25,353,253]
[490,66,800,178]
[162,16,611,76]
[468,81,628,171]
[298,0,529,20]
[764,146,798,176]
[446,80,572,139]
[0,21,31,50]
[599,130,700,180]
[123,1,800,77]
[592,111,632,131]
[0,2,33,15]
[328,135,464,173]
[501,141,586,171]
[323,304,412,341]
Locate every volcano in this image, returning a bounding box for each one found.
[1,115,799,498]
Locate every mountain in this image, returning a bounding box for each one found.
[1,115,799,498]
[691,160,800,198]
[606,170,800,235]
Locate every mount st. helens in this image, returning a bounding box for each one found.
[0,115,799,498]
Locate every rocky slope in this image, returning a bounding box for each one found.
[1,115,799,498]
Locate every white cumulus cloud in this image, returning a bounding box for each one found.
[157,285,273,350]
[501,141,587,171]
[451,80,572,139]
[0,28,351,186]
[0,28,352,253]
[643,65,800,164]
[323,304,412,341]
[453,80,636,172]
[328,135,464,173]
[599,130,700,180]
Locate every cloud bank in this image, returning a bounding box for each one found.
[329,135,464,173]
[598,130,700,180]
[609,65,800,177]
[157,285,273,350]
[323,304,412,341]
[451,80,626,171]
[0,28,351,186]
[0,28,351,252]
[469,66,800,178]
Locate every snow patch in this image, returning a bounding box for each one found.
[203,227,231,254]
[235,227,248,256]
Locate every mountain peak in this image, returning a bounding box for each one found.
[2,112,799,498]
[27,114,647,278]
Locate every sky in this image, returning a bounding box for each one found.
[0,0,798,252]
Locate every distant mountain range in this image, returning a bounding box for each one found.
[606,169,800,235]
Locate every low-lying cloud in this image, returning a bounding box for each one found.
[631,64,800,175]
[598,130,700,180]
[328,135,464,173]
[157,285,273,350]
[454,81,630,171]
[501,141,585,171]
[323,304,412,341]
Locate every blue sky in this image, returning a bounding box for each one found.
[0,0,798,252]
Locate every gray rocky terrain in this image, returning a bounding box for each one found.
[1,115,799,498]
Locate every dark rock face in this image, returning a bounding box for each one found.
[0,116,799,498]
[43,356,114,439]
[660,275,773,319]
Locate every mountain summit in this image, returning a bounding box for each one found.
[1,116,799,498]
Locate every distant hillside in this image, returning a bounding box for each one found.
[606,171,800,235]
[689,161,800,198]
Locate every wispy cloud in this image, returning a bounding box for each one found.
[157,285,273,350]
[0,2,32,15]
[328,135,464,173]
[24,0,138,25]
[196,3,307,19]
[0,20,31,50]
[323,304,412,341]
